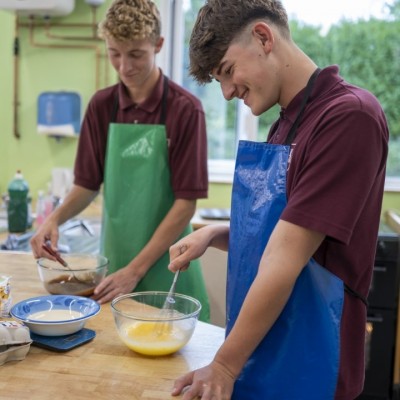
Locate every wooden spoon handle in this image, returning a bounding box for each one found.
[41,243,69,268]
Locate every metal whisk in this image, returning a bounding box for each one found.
[162,269,180,312]
[154,245,186,335]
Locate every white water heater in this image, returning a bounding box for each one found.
[0,0,75,16]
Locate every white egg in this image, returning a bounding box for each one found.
[0,325,13,345]
[13,326,31,342]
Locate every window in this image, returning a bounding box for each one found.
[158,0,400,190]
[157,0,256,182]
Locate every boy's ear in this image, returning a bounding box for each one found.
[252,22,274,52]
[155,36,164,53]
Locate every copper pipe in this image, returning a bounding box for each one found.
[13,14,21,139]
[19,6,101,33]
[29,17,102,90]
[44,27,101,41]
[91,5,98,39]
[104,53,111,87]
[43,18,101,41]
[10,6,112,141]
[18,22,98,28]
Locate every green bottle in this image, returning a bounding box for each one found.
[7,170,29,233]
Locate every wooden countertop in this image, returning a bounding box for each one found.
[0,252,224,400]
[191,210,230,231]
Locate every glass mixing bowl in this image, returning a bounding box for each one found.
[111,291,202,356]
[37,254,108,297]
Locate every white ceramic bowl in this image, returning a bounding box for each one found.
[10,295,100,336]
[111,291,201,356]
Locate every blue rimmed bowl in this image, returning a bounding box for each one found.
[10,295,100,336]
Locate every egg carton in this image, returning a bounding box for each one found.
[0,320,32,365]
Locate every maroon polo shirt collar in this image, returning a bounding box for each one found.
[116,69,164,113]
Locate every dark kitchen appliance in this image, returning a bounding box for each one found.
[357,224,400,400]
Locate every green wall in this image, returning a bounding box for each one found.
[0,2,112,199]
[382,192,400,218]
[198,183,232,209]
[0,4,398,217]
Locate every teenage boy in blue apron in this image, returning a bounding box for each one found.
[169,1,389,399]
[30,0,210,322]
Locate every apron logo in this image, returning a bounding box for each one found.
[237,167,274,210]
[122,138,153,157]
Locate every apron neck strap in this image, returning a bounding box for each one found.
[159,75,169,125]
[111,92,119,123]
[284,67,321,145]
[111,75,169,125]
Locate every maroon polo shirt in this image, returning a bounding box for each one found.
[74,72,208,200]
[268,65,389,400]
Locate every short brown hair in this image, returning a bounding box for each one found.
[98,0,161,43]
[189,0,290,84]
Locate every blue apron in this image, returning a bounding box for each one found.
[227,69,344,399]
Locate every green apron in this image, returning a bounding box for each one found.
[100,77,210,322]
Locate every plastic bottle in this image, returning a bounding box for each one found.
[35,190,46,227]
[43,182,54,218]
[7,170,30,233]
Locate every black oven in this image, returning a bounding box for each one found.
[357,225,400,400]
